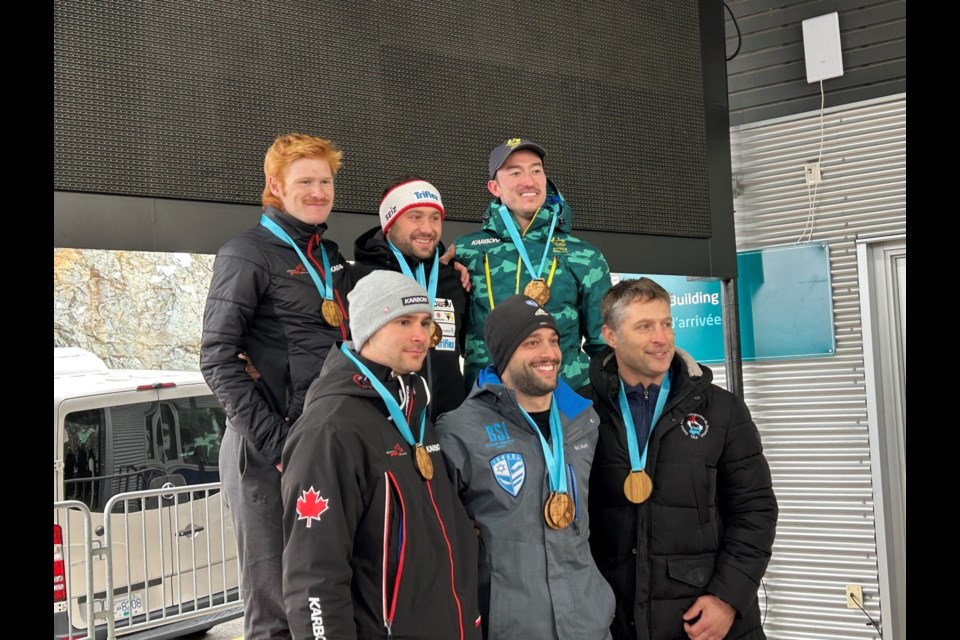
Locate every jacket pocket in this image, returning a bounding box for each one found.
[690,457,713,526]
[667,553,716,589]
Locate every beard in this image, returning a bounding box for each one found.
[389,232,438,260]
[507,359,559,398]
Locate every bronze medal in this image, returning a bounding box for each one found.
[321,299,342,327]
[543,491,575,530]
[623,470,653,504]
[430,321,443,349]
[523,279,551,305]
[414,444,434,481]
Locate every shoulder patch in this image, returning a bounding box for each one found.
[296,487,330,528]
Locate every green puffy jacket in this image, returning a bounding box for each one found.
[454,180,612,392]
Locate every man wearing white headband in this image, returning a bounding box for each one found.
[352,174,468,419]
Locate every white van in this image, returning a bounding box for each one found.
[53,348,242,639]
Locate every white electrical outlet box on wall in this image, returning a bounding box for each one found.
[802,12,844,83]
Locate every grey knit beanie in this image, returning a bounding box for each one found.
[348,271,433,349]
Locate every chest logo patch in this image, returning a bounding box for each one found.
[490,452,526,497]
[352,374,372,390]
[681,413,710,440]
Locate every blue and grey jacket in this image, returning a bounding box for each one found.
[435,366,615,640]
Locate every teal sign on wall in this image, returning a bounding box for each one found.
[616,243,835,364]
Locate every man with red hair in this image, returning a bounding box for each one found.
[201,133,352,639]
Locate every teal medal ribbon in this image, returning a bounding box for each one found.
[518,400,567,494]
[496,204,558,286]
[386,241,439,306]
[340,344,433,480]
[519,400,574,529]
[260,214,334,302]
[617,372,671,504]
[386,240,441,348]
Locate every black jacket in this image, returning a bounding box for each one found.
[588,348,778,640]
[281,344,482,640]
[353,226,467,419]
[200,206,351,464]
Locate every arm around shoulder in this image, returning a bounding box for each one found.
[574,243,613,356]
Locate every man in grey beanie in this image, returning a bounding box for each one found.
[435,294,614,639]
[280,270,482,640]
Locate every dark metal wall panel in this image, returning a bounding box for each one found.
[724,0,906,126]
[54,0,740,276]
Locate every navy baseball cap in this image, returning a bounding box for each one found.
[488,138,547,179]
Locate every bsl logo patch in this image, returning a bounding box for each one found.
[490,452,525,497]
[296,487,330,527]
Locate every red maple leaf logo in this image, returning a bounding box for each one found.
[287,264,307,276]
[387,443,405,457]
[296,487,330,528]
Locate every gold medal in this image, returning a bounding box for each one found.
[321,299,342,327]
[623,470,653,504]
[523,279,551,305]
[415,444,434,481]
[430,321,443,349]
[544,491,575,529]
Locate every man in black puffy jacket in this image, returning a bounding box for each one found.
[200,133,353,639]
[587,277,778,640]
[352,174,468,420]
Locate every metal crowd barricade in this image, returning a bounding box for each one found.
[54,499,104,640]
[55,481,242,639]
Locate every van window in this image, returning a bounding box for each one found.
[64,409,107,510]
[63,394,227,513]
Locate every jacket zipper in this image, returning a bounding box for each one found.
[425,480,466,640]
[566,462,581,536]
[383,471,407,637]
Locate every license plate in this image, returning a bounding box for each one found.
[114,592,145,620]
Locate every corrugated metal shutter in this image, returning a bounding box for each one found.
[109,402,154,496]
[727,94,905,640]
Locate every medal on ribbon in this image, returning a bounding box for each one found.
[261,214,340,327]
[388,241,441,349]
[523,279,551,306]
[519,400,573,529]
[414,444,434,480]
[340,345,432,481]
[429,321,443,348]
[496,205,558,305]
[617,372,671,504]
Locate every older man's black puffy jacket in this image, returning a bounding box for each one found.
[588,348,778,640]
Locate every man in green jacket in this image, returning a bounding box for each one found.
[454,138,612,392]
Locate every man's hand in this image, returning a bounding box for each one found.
[439,244,472,292]
[238,352,261,381]
[682,595,735,640]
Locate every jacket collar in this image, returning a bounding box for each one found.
[479,178,574,239]
[473,365,593,422]
[591,346,703,406]
[309,342,431,416]
[263,205,329,244]
[353,226,446,273]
